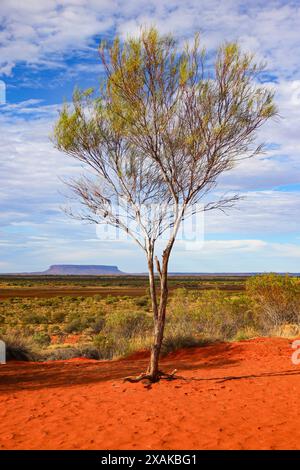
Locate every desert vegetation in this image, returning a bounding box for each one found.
[1,274,299,362]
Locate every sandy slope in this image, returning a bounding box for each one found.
[1,337,300,450]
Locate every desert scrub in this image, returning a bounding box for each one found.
[88,316,105,334]
[133,295,151,310]
[93,333,128,359]
[48,325,63,335]
[92,311,153,359]
[63,318,86,334]
[233,327,258,341]
[168,289,253,341]
[246,274,300,333]
[43,344,104,360]
[32,331,51,347]
[105,295,118,304]
[104,310,152,339]
[1,333,39,361]
[2,274,300,362]
[43,345,81,361]
[161,334,208,355]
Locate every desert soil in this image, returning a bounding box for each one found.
[0,337,300,450]
[0,284,244,299]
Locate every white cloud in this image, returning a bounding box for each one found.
[203,190,300,235]
[0,106,78,206]
[188,239,300,258]
[0,0,115,75]
[0,1,299,79]
[185,239,267,253]
[170,238,300,273]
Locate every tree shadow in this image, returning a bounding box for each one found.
[0,343,241,392]
[198,368,300,384]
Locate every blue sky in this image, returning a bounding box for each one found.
[1,0,300,273]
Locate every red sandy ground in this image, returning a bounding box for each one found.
[1,337,300,450]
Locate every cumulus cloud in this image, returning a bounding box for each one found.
[0,0,115,75]
[170,239,300,273]
[0,1,300,78]
[204,190,300,236]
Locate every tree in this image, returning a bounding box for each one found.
[53,28,276,382]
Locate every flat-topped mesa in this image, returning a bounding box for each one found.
[42,265,123,275]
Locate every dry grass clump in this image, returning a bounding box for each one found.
[167,288,254,341]
[246,273,300,334]
[2,333,38,361]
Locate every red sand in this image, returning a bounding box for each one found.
[1,337,300,450]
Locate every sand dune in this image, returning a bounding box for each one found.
[1,337,300,450]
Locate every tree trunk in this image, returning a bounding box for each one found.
[148,249,170,381]
[147,250,158,320]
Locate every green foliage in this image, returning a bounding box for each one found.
[44,346,81,361]
[32,332,51,347]
[104,310,152,339]
[133,295,150,310]
[93,333,118,359]
[162,334,207,355]
[89,316,105,334]
[49,325,63,335]
[167,289,253,341]
[63,318,85,334]
[44,344,105,361]
[22,312,49,325]
[246,274,300,332]
[50,310,66,323]
[53,28,276,235]
[105,295,118,304]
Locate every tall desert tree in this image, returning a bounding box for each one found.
[54,28,276,382]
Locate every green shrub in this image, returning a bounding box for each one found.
[233,327,258,341]
[44,346,81,361]
[63,319,84,333]
[49,325,63,335]
[168,289,253,341]
[50,310,66,323]
[22,312,49,325]
[104,310,152,339]
[246,274,300,332]
[78,344,102,359]
[89,316,105,334]
[105,295,118,304]
[162,334,206,355]
[32,332,51,347]
[21,325,36,336]
[44,344,106,361]
[93,333,121,359]
[134,296,150,309]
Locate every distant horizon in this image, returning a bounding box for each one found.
[1,263,299,276]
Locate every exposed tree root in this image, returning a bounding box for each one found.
[124,368,180,384]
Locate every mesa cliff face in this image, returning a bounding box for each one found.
[41,265,123,275]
